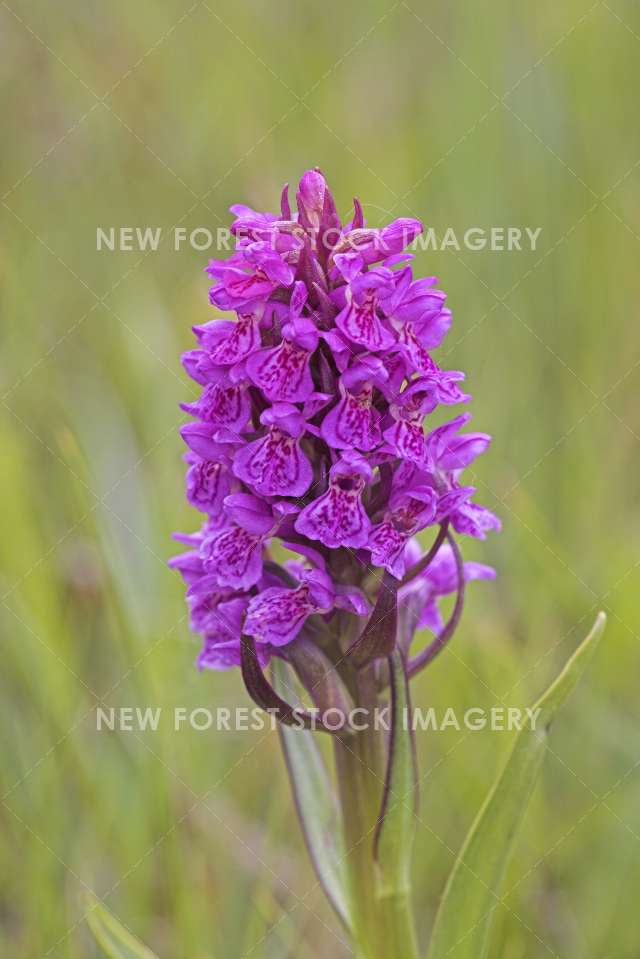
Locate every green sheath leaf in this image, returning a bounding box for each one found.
[374,648,417,894]
[272,657,351,928]
[428,612,606,959]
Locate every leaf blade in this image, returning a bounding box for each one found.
[373,649,421,959]
[272,658,351,928]
[374,649,417,893]
[84,895,159,959]
[428,612,606,959]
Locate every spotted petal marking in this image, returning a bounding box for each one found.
[233,428,313,497]
[321,385,381,452]
[244,585,321,646]
[295,475,372,549]
[246,341,314,402]
[336,298,395,350]
[207,315,261,365]
[200,525,265,589]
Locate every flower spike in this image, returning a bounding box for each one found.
[171,168,497,702]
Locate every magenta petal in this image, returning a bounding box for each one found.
[383,419,427,467]
[223,493,274,534]
[186,459,232,517]
[294,478,372,549]
[246,341,314,402]
[260,402,306,437]
[419,599,444,634]
[244,585,319,646]
[333,584,371,616]
[181,349,220,385]
[451,502,501,540]
[296,169,329,232]
[168,550,204,585]
[200,526,264,589]
[369,521,410,578]
[320,384,381,452]
[181,382,251,432]
[196,314,261,366]
[180,423,217,460]
[233,428,313,497]
[439,433,491,470]
[197,640,244,670]
[192,593,246,639]
[198,632,271,671]
[335,301,395,351]
[396,323,438,374]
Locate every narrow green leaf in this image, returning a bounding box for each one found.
[374,649,417,893]
[428,612,606,959]
[272,658,351,928]
[84,895,159,959]
[373,649,421,959]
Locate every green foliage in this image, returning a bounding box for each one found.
[374,651,417,899]
[85,896,159,959]
[273,659,351,928]
[429,613,606,959]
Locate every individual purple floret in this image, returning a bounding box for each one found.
[171,168,499,697]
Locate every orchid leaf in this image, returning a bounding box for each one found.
[373,649,420,958]
[428,612,606,959]
[272,658,351,929]
[374,649,417,887]
[84,895,159,959]
[347,572,397,668]
[241,634,335,733]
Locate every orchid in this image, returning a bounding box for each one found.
[169,169,508,958]
[172,169,499,690]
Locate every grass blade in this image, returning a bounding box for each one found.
[85,895,159,959]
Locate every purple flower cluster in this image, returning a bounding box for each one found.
[171,170,499,674]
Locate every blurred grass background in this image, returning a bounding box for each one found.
[1,0,639,956]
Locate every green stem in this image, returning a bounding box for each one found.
[333,667,420,959]
[376,889,420,959]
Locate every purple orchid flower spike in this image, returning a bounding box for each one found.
[171,168,500,955]
[172,166,498,685]
[171,169,499,720]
